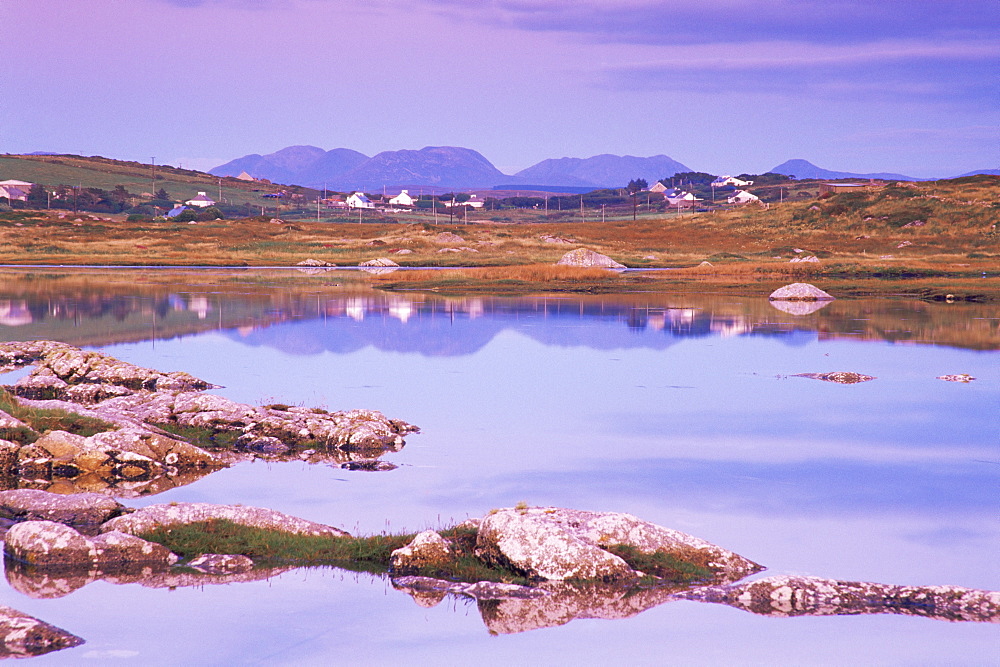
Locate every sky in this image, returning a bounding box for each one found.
[1,0,997,178]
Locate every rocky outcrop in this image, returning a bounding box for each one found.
[0,605,83,658]
[0,489,125,529]
[100,502,348,538]
[359,257,399,267]
[555,248,626,269]
[768,283,834,301]
[677,575,1000,624]
[434,232,465,244]
[0,342,418,493]
[474,507,761,583]
[296,258,335,267]
[4,520,177,570]
[793,372,875,384]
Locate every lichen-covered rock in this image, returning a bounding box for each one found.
[435,232,465,244]
[0,489,125,527]
[100,502,349,538]
[475,507,761,583]
[359,257,399,267]
[0,605,84,658]
[390,530,453,575]
[677,575,1000,623]
[4,520,176,569]
[768,282,834,301]
[555,248,626,269]
[188,553,254,575]
[296,258,334,267]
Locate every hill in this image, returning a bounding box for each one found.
[322,146,510,190]
[770,159,917,181]
[513,154,691,188]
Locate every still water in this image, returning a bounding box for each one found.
[0,268,997,665]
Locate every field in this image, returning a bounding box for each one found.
[0,174,996,298]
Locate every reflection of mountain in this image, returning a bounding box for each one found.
[0,269,997,353]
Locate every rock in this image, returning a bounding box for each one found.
[339,459,397,471]
[188,553,254,575]
[358,257,399,267]
[391,248,413,255]
[789,255,820,263]
[697,261,713,268]
[555,248,626,269]
[392,575,547,608]
[296,258,334,267]
[4,520,176,569]
[540,235,575,244]
[435,232,465,244]
[937,374,975,383]
[768,299,832,316]
[0,489,125,527]
[100,502,349,538]
[390,530,453,575]
[793,372,875,384]
[0,605,84,658]
[768,283,834,301]
[475,507,761,583]
[677,575,1000,623]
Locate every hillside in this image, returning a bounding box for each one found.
[0,154,315,214]
[210,146,369,185]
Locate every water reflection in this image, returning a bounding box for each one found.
[0,268,997,351]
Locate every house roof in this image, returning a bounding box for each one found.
[0,179,33,187]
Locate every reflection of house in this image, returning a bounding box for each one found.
[713,175,754,187]
[0,179,33,201]
[388,190,415,207]
[346,192,374,209]
[727,190,760,205]
[184,192,216,207]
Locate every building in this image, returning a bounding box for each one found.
[236,171,256,181]
[727,190,760,205]
[818,182,870,196]
[346,192,374,209]
[388,190,415,207]
[713,175,754,187]
[663,189,702,207]
[184,192,216,207]
[0,179,33,201]
[648,182,668,194]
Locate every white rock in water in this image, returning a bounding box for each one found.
[768,283,834,301]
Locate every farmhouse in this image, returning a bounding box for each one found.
[346,192,374,209]
[648,181,668,194]
[727,190,760,205]
[184,192,216,208]
[663,189,702,208]
[0,179,33,201]
[388,190,415,207]
[713,175,754,187]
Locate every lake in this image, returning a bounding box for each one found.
[0,267,997,665]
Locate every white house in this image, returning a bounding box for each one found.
[388,190,415,207]
[346,192,374,209]
[713,175,754,187]
[184,191,216,207]
[663,189,702,207]
[236,171,256,181]
[0,179,33,201]
[727,190,760,205]
[648,181,668,194]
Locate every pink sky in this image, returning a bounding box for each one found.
[1,0,997,177]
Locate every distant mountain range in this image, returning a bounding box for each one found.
[211,146,693,191]
[209,147,996,191]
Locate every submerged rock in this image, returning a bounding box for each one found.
[677,575,1000,623]
[100,502,349,538]
[793,372,876,384]
[475,507,761,583]
[0,605,84,658]
[768,283,834,301]
[555,248,626,269]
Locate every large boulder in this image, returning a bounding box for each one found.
[389,530,454,575]
[3,520,176,569]
[768,283,834,301]
[100,502,349,538]
[0,489,125,527]
[555,248,626,269]
[0,605,84,658]
[475,507,761,583]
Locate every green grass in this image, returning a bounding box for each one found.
[0,388,114,444]
[155,423,243,450]
[604,544,716,583]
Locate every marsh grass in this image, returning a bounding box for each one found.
[0,388,114,444]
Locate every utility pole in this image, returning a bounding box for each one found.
[580,195,584,223]
[151,157,156,197]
